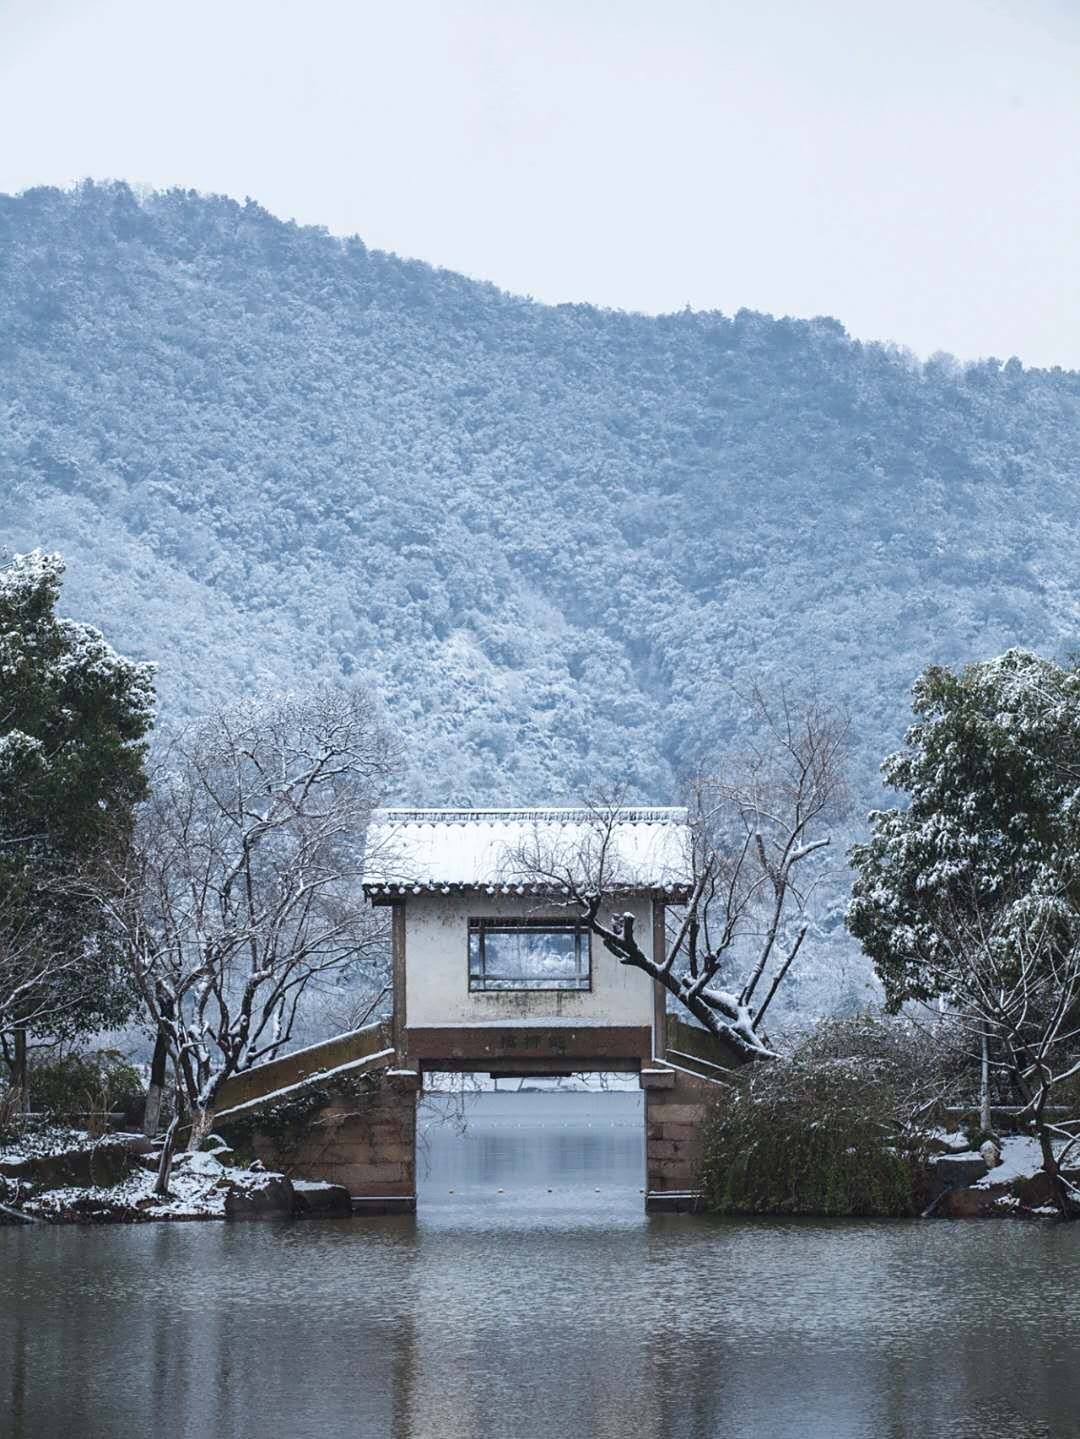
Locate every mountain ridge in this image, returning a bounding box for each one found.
[3,180,1080,829]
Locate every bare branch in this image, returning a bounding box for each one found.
[88,684,397,1144]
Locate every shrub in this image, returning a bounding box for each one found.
[700,1016,948,1218]
[29,1049,143,1121]
[0,1085,23,1144]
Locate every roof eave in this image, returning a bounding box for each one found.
[363,881,694,902]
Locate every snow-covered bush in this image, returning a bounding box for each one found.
[699,1017,952,1217]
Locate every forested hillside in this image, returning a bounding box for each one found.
[3,181,1080,836]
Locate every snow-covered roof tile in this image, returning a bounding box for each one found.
[362,806,693,896]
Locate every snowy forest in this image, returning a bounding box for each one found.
[4,180,1080,1014]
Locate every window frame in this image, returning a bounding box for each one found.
[467,915,593,993]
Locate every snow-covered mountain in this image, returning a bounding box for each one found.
[3,181,1079,850]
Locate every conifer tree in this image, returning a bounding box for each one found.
[847,649,1080,1008]
[0,550,155,1095]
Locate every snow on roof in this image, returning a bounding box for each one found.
[362,806,693,897]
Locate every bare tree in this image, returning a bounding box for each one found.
[916,880,1080,1219]
[291,963,391,1050]
[511,690,848,1062]
[0,909,74,1040]
[94,685,397,1190]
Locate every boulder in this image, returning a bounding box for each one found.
[51,1192,144,1224]
[0,1137,151,1190]
[1011,1167,1080,1210]
[925,1152,989,1202]
[936,1183,1010,1218]
[979,1139,1002,1169]
[222,1171,294,1219]
[926,1131,974,1156]
[934,1165,1080,1218]
[291,1180,352,1218]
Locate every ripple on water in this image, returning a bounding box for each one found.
[2,1091,1079,1439]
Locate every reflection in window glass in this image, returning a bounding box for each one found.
[468,919,591,991]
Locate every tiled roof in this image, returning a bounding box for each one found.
[362,806,693,896]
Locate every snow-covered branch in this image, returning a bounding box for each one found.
[507,691,847,1062]
[91,685,398,1163]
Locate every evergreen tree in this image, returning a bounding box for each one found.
[0,550,156,1086]
[846,649,1080,1009]
[847,650,1080,1215]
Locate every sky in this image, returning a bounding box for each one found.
[1,0,1078,368]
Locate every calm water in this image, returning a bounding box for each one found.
[2,1090,1079,1439]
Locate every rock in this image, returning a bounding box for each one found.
[222,1172,294,1219]
[926,1130,973,1156]
[1010,1167,1080,1210]
[1012,1170,1058,1209]
[56,1193,143,1224]
[925,1152,989,1203]
[291,1180,352,1218]
[933,1165,1080,1219]
[935,1184,1008,1218]
[0,1138,151,1190]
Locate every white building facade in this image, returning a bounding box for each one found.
[362,806,693,1073]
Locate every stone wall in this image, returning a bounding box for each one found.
[214,1020,392,1112]
[644,1067,718,1205]
[222,1070,418,1212]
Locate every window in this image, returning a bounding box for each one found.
[468,917,591,992]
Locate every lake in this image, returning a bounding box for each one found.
[2,1090,1079,1439]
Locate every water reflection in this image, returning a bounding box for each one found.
[2,1091,1079,1439]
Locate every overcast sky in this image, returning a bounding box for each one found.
[2,0,1077,367]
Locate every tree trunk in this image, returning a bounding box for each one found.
[1036,1125,1075,1221]
[153,1114,180,1199]
[1033,1085,1076,1221]
[143,1026,169,1138]
[0,1197,36,1225]
[186,1105,214,1152]
[979,1027,993,1137]
[12,1028,29,1114]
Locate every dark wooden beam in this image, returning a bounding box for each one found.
[405,1024,652,1064]
[423,1056,644,1076]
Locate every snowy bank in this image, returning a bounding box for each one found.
[928,1135,1079,1219]
[0,1129,351,1225]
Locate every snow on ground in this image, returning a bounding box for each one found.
[2,1124,292,1223]
[934,1134,1069,1190]
[974,1135,1063,1188]
[19,1149,236,1221]
[0,1123,105,1166]
[925,1128,973,1154]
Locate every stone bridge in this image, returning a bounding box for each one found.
[213,1011,735,1214]
[214,806,742,1213]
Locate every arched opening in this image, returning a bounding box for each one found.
[417,1072,645,1221]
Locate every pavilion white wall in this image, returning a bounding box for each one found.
[403,892,656,1028]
